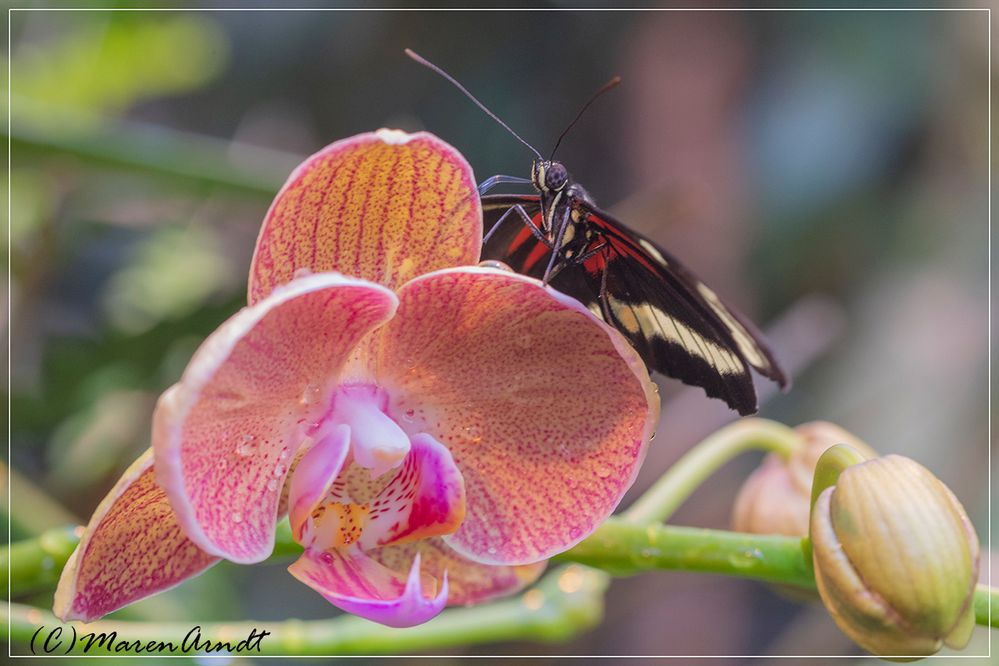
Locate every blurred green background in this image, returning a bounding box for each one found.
[5,5,991,661]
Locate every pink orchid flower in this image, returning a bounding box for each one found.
[54,129,659,628]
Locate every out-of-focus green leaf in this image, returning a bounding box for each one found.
[101,225,237,334]
[11,14,229,125]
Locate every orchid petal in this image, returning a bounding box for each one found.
[154,274,397,563]
[372,267,659,565]
[288,548,446,627]
[288,424,351,544]
[53,450,218,622]
[249,130,481,301]
[369,538,546,606]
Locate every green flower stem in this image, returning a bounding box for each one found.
[623,418,803,525]
[556,520,815,587]
[975,584,998,629]
[5,564,607,656]
[3,527,81,597]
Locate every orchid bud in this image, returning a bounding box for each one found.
[732,421,877,537]
[810,454,979,659]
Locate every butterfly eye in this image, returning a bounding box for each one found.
[546,163,568,191]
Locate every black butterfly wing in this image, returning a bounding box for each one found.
[580,206,787,414]
[481,194,547,274]
[480,194,787,415]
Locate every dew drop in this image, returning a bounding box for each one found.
[232,512,243,523]
[293,266,313,279]
[569,526,582,540]
[320,551,334,565]
[266,479,278,491]
[727,548,763,570]
[300,384,322,406]
[595,466,612,479]
[274,463,287,477]
[279,447,290,461]
[236,434,257,457]
[487,546,497,555]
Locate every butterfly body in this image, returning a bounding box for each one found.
[481,159,788,416]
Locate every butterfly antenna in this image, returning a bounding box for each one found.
[550,75,621,159]
[405,48,543,161]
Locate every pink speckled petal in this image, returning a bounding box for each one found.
[359,433,466,548]
[369,538,546,606]
[154,274,398,563]
[289,424,351,543]
[288,548,447,627]
[372,267,659,565]
[53,449,219,622]
[249,130,482,302]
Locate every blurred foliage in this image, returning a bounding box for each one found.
[11,13,228,126]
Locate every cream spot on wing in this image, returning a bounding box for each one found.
[638,239,668,266]
[694,284,768,367]
[607,295,742,376]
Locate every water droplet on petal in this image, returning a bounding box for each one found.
[266,479,278,491]
[293,266,313,279]
[236,434,257,456]
[300,384,322,406]
[569,526,582,539]
[487,546,497,555]
[232,512,243,523]
[274,463,287,477]
[320,551,334,565]
[595,466,612,479]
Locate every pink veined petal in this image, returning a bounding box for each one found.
[153,274,398,564]
[368,537,546,606]
[358,432,466,548]
[370,267,659,565]
[53,449,219,623]
[288,424,351,544]
[249,130,482,302]
[288,548,447,628]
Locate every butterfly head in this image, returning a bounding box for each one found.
[532,160,569,194]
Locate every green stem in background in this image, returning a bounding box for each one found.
[3,527,81,597]
[7,102,297,198]
[6,565,608,656]
[623,418,802,525]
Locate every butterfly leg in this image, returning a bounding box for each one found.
[542,206,573,284]
[477,174,532,196]
[573,239,608,265]
[483,203,551,247]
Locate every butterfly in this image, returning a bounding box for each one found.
[407,49,788,415]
